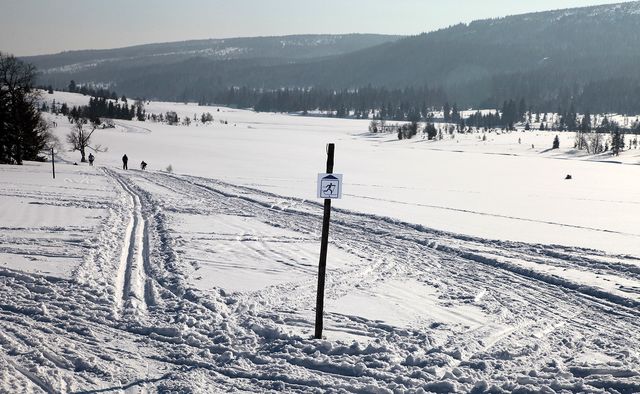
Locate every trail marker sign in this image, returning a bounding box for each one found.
[317,173,343,199]
[314,143,339,340]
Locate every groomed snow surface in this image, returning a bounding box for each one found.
[1,93,640,393]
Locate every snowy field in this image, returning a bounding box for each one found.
[1,92,640,392]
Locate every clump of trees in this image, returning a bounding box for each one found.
[60,96,145,122]
[569,112,633,156]
[1,53,54,164]
[396,122,418,140]
[165,111,179,125]
[200,112,214,123]
[38,81,145,122]
[66,80,118,100]
[465,100,527,131]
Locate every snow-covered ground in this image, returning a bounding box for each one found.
[1,92,640,392]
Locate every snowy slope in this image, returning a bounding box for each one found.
[1,92,640,392]
[2,163,640,392]
[40,92,640,256]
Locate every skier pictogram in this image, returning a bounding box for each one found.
[317,174,342,199]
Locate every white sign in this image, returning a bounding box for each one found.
[317,173,343,199]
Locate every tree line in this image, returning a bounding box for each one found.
[214,85,447,121]
[69,97,145,122]
[66,80,119,100]
[41,95,145,123]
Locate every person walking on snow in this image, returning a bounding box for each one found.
[140,161,147,170]
[122,154,128,170]
[88,153,94,166]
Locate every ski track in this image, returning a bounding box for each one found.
[138,171,640,388]
[1,168,640,392]
[3,356,56,394]
[131,170,640,388]
[112,120,152,134]
[347,192,640,238]
[104,168,150,318]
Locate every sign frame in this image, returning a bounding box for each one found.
[317,173,343,199]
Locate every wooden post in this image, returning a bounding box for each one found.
[51,148,55,179]
[315,143,334,339]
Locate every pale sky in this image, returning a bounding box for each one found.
[0,0,633,56]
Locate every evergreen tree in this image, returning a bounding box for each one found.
[443,102,451,122]
[451,103,460,123]
[0,53,51,164]
[566,103,577,131]
[612,130,622,156]
[136,104,145,121]
[518,98,527,121]
[581,111,592,132]
[424,123,438,140]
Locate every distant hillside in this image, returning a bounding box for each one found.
[23,34,401,94]
[25,2,640,113]
[232,1,640,112]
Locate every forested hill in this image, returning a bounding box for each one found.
[26,2,640,113]
[23,34,401,94]
[233,1,640,113]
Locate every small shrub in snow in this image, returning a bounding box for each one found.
[368,120,378,133]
